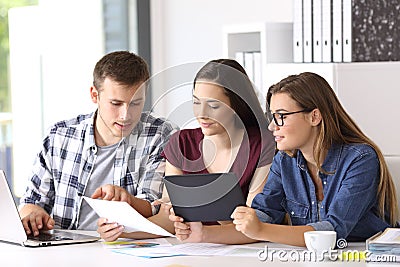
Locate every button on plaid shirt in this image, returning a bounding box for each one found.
[19,111,178,229]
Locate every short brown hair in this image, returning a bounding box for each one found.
[93,51,149,89]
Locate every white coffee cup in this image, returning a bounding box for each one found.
[304,231,336,255]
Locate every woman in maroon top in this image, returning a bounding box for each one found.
[166,59,275,243]
[96,59,275,242]
[162,59,275,203]
[162,127,272,200]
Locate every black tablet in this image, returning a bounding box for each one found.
[164,172,246,222]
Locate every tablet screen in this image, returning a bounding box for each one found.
[164,173,246,222]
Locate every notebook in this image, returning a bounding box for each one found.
[0,170,99,247]
[164,172,246,222]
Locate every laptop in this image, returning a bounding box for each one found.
[0,170,99,247]
[164,172,246,222]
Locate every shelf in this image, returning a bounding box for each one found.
[223,23,293,63]
[223,21,400,156]
[265,62,400,156]
[222,22,293,110]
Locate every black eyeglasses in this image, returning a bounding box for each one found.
[265,109,314,126]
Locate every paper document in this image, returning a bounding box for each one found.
[366,228,400,262]
[83,197,174,237]
[170,243,261,257]
[371,228,400,244]
[112,243,262,258]
[102,237,172,249]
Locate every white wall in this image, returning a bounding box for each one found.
[8,6,43,196]
[149,0,293,118]
[39,0,104,128]
[151,0,292,70]
[149,0,400,159]
[9,0,104,196]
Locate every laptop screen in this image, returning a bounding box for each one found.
[0,170,30,245]
[0,170,99,247]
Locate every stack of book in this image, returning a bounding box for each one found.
[366,228,400,262]
[234,51,265,109]
[234,51,262,92]
[293,0,400,63]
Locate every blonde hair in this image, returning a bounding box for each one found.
[267,72,398,226]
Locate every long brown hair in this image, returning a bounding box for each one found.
[194,59,268,130]
[267,72,398,226]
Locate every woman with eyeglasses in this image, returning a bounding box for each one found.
[227,72,398,246]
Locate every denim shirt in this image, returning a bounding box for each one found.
[252,143,391,241]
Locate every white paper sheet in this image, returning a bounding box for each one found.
[372,228,400,244]
[83,197,174,237]
[111,243,262,258]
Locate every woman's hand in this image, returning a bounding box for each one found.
[96,217,124,242]
[231,206,263,240]
[169,211,204,242]
[151,199,172,217]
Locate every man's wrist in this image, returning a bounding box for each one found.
[128,195,136,208]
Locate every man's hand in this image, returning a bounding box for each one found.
[96,217,124,242]
[20,204,55,236]
[91,184,134,206]
[91,184,152,217]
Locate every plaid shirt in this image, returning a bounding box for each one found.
[20,111,178,229]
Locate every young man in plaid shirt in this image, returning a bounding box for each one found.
[19,51,177,235]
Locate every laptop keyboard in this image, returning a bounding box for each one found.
[28,232,72,241]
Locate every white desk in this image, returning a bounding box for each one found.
[0,231,391,267]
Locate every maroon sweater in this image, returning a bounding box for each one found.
[162,127,275,198]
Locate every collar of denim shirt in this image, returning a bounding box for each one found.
[295,143,342,174]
